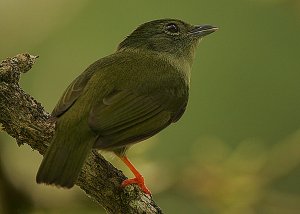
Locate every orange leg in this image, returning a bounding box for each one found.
[118,156,151,195]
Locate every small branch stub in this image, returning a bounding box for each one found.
[0,53,39,83]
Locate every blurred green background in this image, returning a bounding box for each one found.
[1,0,300,213]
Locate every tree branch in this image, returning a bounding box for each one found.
[0,53,163,214]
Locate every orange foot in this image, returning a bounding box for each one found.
[121,175,151,195]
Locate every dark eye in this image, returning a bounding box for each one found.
[165,23,180,34]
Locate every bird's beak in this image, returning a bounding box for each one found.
[189,25,218,37]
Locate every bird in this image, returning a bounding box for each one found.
[36,18,218,195]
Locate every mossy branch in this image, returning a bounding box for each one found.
[0,53,163,214]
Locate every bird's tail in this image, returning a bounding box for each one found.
[36,127,96,188]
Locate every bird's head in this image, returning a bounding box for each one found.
[117,19,218,63]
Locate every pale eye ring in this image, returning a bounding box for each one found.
[165,23,180,34]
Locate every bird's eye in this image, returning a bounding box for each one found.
[165,23,180,34]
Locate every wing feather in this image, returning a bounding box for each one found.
[52,69,94,117]
[88,90,172,149]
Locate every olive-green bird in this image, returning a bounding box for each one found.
[36,18,217,194]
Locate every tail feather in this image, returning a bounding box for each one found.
[36,130,96,188]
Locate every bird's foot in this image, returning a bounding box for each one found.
[121,175,151,195]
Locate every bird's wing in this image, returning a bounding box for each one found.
[171,102,188,123]
[52,69,95,117]
[88,90,172,149]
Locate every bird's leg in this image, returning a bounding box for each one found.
[118,155,151,195]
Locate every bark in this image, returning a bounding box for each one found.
[0,53,163,214]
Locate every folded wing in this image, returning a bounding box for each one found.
[89,90,172,150]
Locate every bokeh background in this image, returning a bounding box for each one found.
[1,0,300,213]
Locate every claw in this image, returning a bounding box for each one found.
[121,175,151,195]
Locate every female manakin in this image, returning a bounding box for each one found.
[36,18,218,195]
